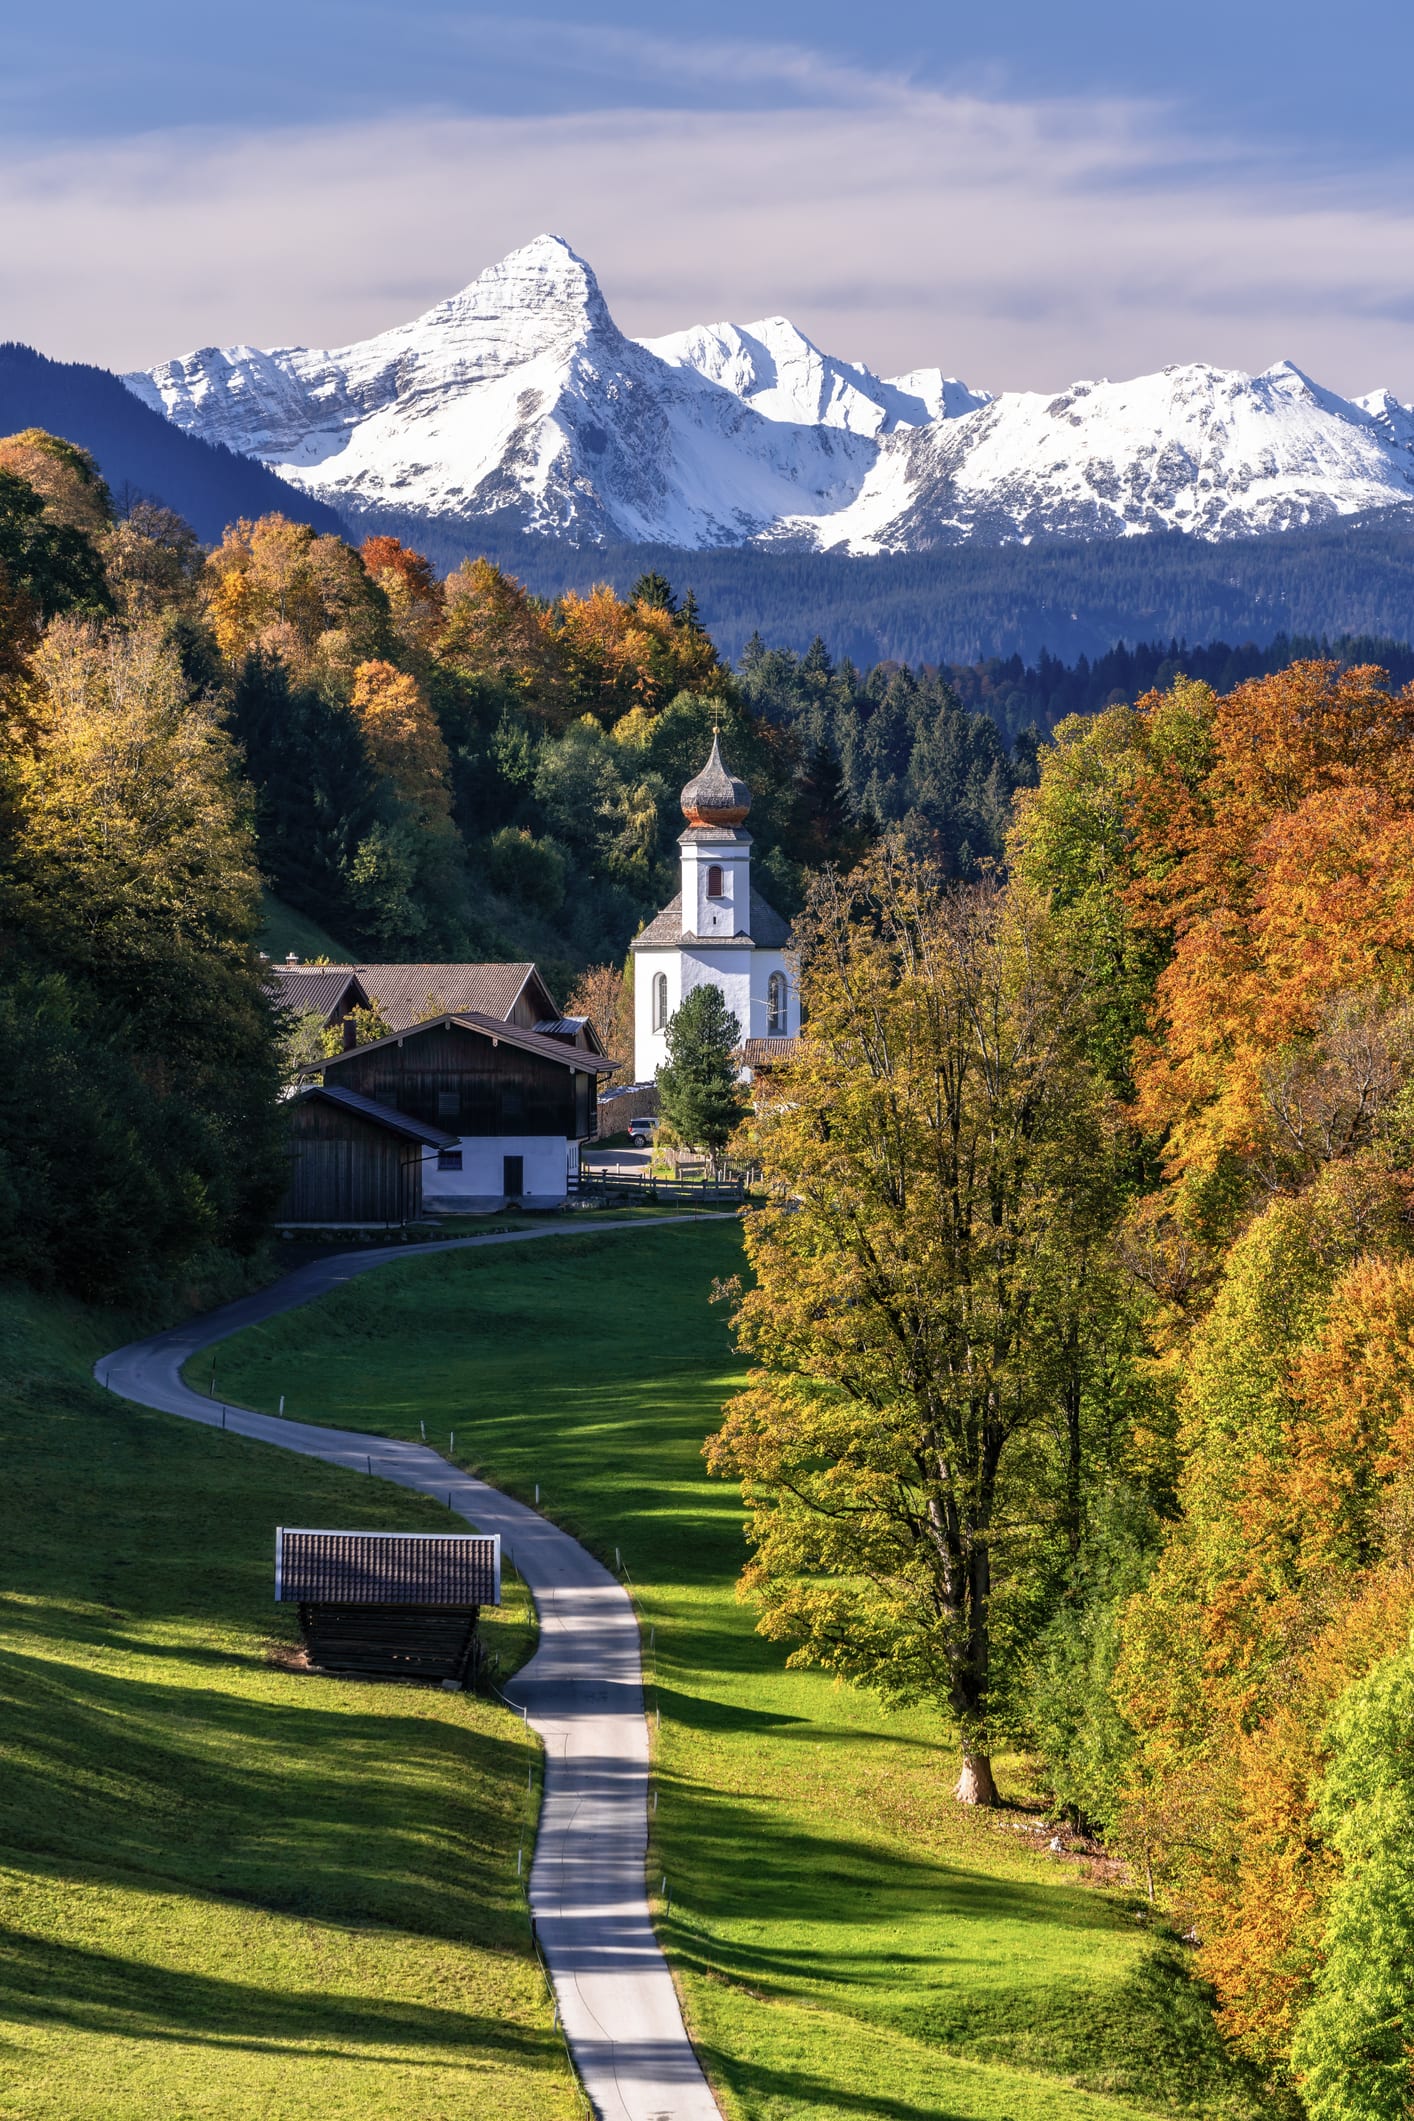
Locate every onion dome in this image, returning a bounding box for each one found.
[680,733,751,826]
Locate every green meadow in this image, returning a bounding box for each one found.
[206,1223,1271,2121]
[0,1282,575,2121]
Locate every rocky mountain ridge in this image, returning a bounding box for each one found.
[124,235,1414,553]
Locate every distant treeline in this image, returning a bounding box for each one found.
[360,509,1414,668]
[943,631,1414,744]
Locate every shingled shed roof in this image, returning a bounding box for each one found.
[268,964,371,1022]
[290,1083,458,1147]
[276,1529,500,1606]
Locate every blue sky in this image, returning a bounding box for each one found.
[5,3,1413,393]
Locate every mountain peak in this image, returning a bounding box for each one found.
[436,233,611,336]
[125,240,1414,552]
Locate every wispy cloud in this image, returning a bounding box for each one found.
[2,52,1412,397]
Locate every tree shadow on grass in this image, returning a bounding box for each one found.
[0,1921,561,2072]
[0,1646,529,1940]
[695,2039,1008,2121]
[653,1761,1127,1995]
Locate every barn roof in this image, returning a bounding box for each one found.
[291,1083,457,1146]
[276,1528,500,1605]
[533,1015,609,1056]
[353,962,551,1032]
[313,1011,618,1076]
[268,965,371,1022]
[630,887,790,952]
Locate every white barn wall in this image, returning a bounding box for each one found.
[421,1132,570,1210]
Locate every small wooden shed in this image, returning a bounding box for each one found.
[275,1527,501,1682]
[276,1084,456,1225]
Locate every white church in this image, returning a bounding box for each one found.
[631,734,800,1082]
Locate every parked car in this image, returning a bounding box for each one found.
[627,1116,659,1146]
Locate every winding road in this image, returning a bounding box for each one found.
[98,1220,727,2121]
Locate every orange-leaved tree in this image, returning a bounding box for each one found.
[551,581,721,724]
[204,515,388,686]
[349,658,454,831]
[1125,661,1414,1187]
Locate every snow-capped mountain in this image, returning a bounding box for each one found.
[641,314,990,437]
[125,234,1414,552]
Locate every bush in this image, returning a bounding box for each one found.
[484,826,568,914]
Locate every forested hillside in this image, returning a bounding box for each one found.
[0,431,285,1303]
[0,343,348,543]
[712,660,1414,2116]
[383,511,1414,665]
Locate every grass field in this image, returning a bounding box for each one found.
[258,892,354,965]
[0,1281,577,2121]
[205,1224,1273,2121]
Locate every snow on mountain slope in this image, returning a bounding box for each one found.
[640,315,990,436]
[126,236,1414,552]
[127,236,878,546]
[787,360,1414,552]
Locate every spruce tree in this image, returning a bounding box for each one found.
[656,984,745,1161]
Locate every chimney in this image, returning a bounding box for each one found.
[286,953,299,965]
[342,1016,358,1052]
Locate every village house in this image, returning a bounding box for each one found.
[282,1008,615,1220]
[271,955,615,1224]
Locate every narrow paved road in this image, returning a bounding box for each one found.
[98,1219,727,2121]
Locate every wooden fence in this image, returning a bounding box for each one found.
[570,1168,746,1207]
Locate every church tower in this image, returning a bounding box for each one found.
[631,734,798,1083]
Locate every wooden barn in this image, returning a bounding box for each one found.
[275,1527,501,1682]
[311,1010,617,1209]
[275,1084,457,1225]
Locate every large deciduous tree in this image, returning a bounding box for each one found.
[707,845,1128,1802]
[0,616,285,1296]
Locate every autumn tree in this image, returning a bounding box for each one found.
[707,846,1130,1802]
[1114,1163,1414,2062]
[0,429,112,542]
[349,658,454,830]
[437,557,560,706]
[552,581,721,723]
[1124,661,1414,1189]
[102,501,204,621]
[566,960,634,1074]
[0,617,285,1295]
[360,535,444,669]
[0,463,111,656]
[1290,1645,1414,2121]
[203,514,388,687]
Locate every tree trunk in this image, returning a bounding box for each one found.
[954,1751,1000,1807]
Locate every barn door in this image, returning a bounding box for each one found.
[503,1154,525,1199]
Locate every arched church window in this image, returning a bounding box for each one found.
[652,971,668,1031]
[767,971,787,1035]
[706,864,724,898]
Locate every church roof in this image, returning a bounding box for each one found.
[681,733,751,827]
[630,887,790,952]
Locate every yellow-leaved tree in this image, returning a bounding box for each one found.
[349,658,454,831]
[707,844,1135,1803]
